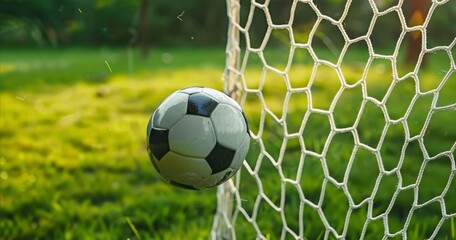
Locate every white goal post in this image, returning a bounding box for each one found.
[212,0,455,239]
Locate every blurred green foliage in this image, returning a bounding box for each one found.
[1,0,455,48]
[0,0,228,47]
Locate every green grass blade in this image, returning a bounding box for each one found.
[125,217,141,240]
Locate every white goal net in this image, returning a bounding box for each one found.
[212,0,455,239]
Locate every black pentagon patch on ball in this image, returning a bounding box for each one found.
[206,143,236,174]
[169,180,198,190]
[187,93,219,117]
[148,128,170,160]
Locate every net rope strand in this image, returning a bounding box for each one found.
[213,0,456,239]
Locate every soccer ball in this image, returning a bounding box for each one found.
[146,87,250,190]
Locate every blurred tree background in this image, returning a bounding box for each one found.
[1,0,454,49]
[0,0,229,47]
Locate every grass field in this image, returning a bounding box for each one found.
[0,47,455,239]
[0,48,225,239]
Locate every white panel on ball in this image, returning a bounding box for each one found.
[201,88,228,103]
[152,92,188,129]
[230,134,250,170]
[146,116,153,142]
[180,86,203,95]
[202,88,242,111]
[193,167,236,189]
[169,115,216,158]
[210,104,247,149]
[158,152,212,186]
